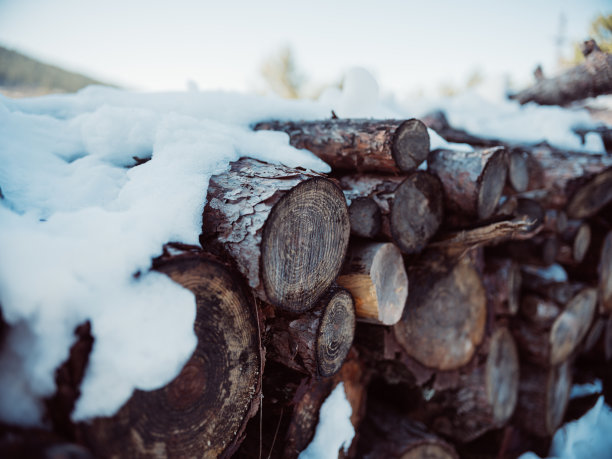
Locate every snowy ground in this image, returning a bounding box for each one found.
[0,69,609,458]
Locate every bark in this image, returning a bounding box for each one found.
[201,157,350,314]
[429,328,520,443]
[599,231,612,313]
[483,258,521,316]
[337,242,408,326]
[357,400,458,459]
[428,146,508,220]
[254,118,430,173]
[511,288,597,366]
[490,233,559,267]
[514,361,572,437]
[78,249,263,458]
[393,253,487,371]
[340,172,444,254]
[266,286,356,378]
[509,41,612,106]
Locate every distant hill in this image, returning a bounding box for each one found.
[0,45,114,97]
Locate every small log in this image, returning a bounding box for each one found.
[336,242,408,326]
[266,286,356,378]
[509,40,612,106]
[421,110,499,148]
[507,149,530,192]
[393,253,487,371]
[339,172,444,254]
[557,220,591,265]
[429,328,520,443]
[428,146,508,220]
[599,231,612,313]
[201,158,350,314]
[78,250,263,458]
[514,361,572,437]
[483,258,521,316]
[512,288,597,366]
[357,400,458,459]
[254,118,430,173]
[490,233,559,267]
[543,208,568,234]
[347,197,381,238]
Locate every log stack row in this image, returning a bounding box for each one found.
[2,113,612,459]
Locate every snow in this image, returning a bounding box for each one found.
[520,396,612,459]
[521,264,569,283]
[570,379,602,399]
[0,67,608,427]
[298,382,355,459]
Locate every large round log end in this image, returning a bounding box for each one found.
[393,118,430,172]
[262,177,350,313]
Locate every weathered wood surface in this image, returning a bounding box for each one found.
[510,40,612,106]
[340,171,444,254]
[600,231,612,313]
[337,242,408,326]
[78,250,263,458]
[428,146,508,220]
[267,285,356,378]
[255,118,430,173]
[393,253,487,371]
[483,259,521,316]
[202,158,350,314]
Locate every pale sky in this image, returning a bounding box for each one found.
[0,0,610,96]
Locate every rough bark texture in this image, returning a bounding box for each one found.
[393,253,487,371]
[512,288,597,366]
[514,361,572,437]
[254,118,430,173]
[337,242,408,326]
[201,158,350,314]
[357,400,458,459]
[428,146,508,220]
[483,259,521,316]
[347,197,381,238]
[266,286,356,378]
[510,42,612,106]
[78,250,262,458]
[340,172,444,254]
[429,328,520,443]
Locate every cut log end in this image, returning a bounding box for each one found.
[599,231,612,312]
[566,167,612,219]
[261,177,350,313]
[316,288,356,377]
[348,197,381,238]
[546,362,572,435]
[337,242,408,325]
[477,148,509,219]
[486,328,520,424]
[573,223,591,264]
[81,254,262,458]
[400,444,457,459]
[395,256,486,370]
[393,118,431,172]
[508,150,529,192]
[391,172,444,254]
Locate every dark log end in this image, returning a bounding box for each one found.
[508,150,529,192]
[348,197,381,238]
[392,119,430,172]
[599,231,612,312]
[390,172,444,254]
[477,148,509,219]
[80,254,262,458]
[566,167,612,219]
[486,328,520,424]
[262,177,350,313]
[316,288,356,377]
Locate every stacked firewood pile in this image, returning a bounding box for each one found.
[1,43,612,459]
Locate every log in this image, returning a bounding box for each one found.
[201,158,350,314]
[507,149,530,193]
[339,172,444,254]
[429,328,520,443]
[421,110,499,148]
[428,146,508,220]
[266,286,356,378]
[357,400,458,459]
[490,233,559,267]
[557,220,591,265]
[254,118,430,173]
[509,40,612,106]
[347,197,381,238]
[512,288,597,366]
[514,361,572,437]
[336,242,408,326]
[600,231,612,313]
[78,250,263,458]
[393,253,487,371]
[483,259,521,316]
